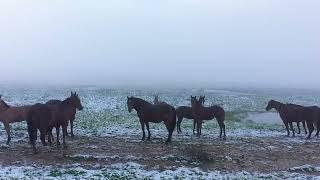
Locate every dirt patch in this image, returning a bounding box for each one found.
[1,134,320,175]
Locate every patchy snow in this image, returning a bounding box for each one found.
[1,163,320,179]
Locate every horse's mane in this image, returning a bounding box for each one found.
[0,100,10,108]
[62,97,73,105]
[132,97,152,106]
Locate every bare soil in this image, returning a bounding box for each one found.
[1,134,320,175]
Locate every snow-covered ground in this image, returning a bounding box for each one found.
[1,86,320,179]
[1,162,320,179]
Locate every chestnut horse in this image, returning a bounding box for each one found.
[0,96,32,145]
[266,100,319,139]
[127,96,176,143]
[176,96,205,134]
[191,96,226,139]
[27,92,83,153]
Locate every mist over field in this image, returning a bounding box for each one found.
[1,1,320,179]
[0,1,319,89]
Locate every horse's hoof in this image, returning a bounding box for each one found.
[57,142,61,146]
[63,145,68,149]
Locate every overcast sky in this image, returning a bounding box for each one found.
[0,1,319,88]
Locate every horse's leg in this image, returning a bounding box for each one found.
[315,120,320,137]
[193,120,196,135]
[196,120,201,137]
[140,121,146,141]
[296,122,301,134]
[164,122,174,144]
[306,121,314,139]
[70,116,75,138]
[303,121,308,135]
[289,122,295,137]
[284,121,290,137]
[47,128,53,145]
[145,122,151,140]
[177,117,182,134]
[218,121,223,138]
[4,122,11,145]
[40,129,47,146]
[62,124,68,148]
[56,126,61,146]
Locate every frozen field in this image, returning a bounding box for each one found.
[0,85,320,179]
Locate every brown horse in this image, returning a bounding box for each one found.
[27,92,83,153]
[0,96,32,145]
[266,100,319,139]
[127,96,176,143]
[46,98,77,138]
[286,103,308,135]
[191,96,226,139]
[176,96,205,134]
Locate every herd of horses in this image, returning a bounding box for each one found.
[0,92,319,154]
[0,92,83,153]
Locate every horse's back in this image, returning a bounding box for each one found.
[46,100,62,105]
[176,106,193,119]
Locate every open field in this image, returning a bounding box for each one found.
[1,86,320,179]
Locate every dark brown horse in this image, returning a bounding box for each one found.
[176,96,205,134]
[46,98,77,138]
[287,103,307,135]
[127,96,176,143]
[0,96,32,145]
[266,100,319,139]
[27,92,83,153]
[191,96,226,139]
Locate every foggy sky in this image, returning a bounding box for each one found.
[0,1,319,88]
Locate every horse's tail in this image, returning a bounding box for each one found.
[170,107,177,132]
[27,108,36,145]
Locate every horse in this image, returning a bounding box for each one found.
[0,96,32,145]
[27,92,83,153]
[286,103,308,135]
[266,100,319,139]
[46,98,77,138]
[191,96,226,139]
[127,96,176,143]
[176,96,205,134]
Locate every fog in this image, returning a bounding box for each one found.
[0,1,319,89]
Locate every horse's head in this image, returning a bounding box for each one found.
[154,95,159,104]
[127,96,135,113]
[191,96,197,106]
[69,91,83,111]
[199,96,205,105]
[266,100,278,111]
[0,95,10,113]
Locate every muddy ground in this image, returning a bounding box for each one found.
[1,133,320,176]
